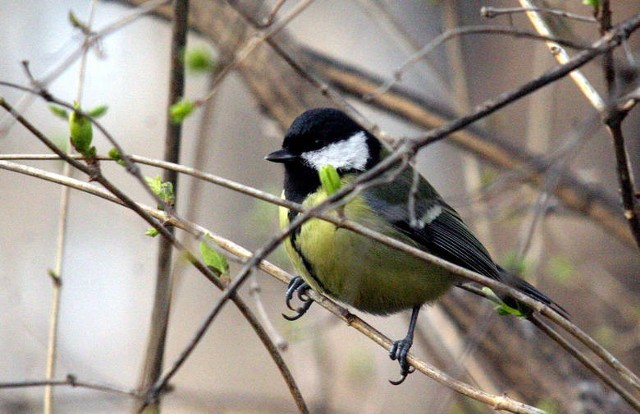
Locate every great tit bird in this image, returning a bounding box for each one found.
[266,107,565,384]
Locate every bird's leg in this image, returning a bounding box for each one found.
[389,305,420,385]
[283,276,313,321]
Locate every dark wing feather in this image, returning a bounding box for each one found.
[362,167,568,317]
[362,168,501,281]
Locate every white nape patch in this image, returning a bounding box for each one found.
[420,205,442,227]
[301,131,369,171]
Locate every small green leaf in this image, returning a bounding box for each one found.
[160,182,175,205]
[49,105,69,119]
[184,47,216,73]
[68,10,83,29]
[144,176,175,209]
[145,175,163,195]
[69,109,93,155]
[583,0,600,7]
[482,287,527,318]
[169,99,195,124]
[199,239,229,277]
[319,164,341,196]
[87,104,108,118]
[108,148,126,166]
[145,227,160,237]
[108,148,120,160]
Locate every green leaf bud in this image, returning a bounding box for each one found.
[319,164,341,196]
[169,99,195,124]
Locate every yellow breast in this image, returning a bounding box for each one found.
[279,188,455,314]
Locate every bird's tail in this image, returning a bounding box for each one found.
[496,266,569,319]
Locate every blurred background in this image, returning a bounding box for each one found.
[1,0,639,413]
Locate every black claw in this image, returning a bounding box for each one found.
[283,276,313,321]
[388,305,420,385]
[389,337,414,385]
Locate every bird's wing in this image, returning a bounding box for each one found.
[362,167,568,317]
[362,167,502,281]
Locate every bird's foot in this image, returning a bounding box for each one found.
[283,276,313,321]
[388,337,415,385]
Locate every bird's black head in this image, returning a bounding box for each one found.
[265,108,381,203]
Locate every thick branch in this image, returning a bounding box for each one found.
[138,1,189,411]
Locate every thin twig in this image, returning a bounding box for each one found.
[2,158,636,413]
[0,376,142,398]
[0,99,309,414]
[199,0,315,104]
[0,160,540,414]
[0,0,171,135]
[257,0,288,28]
[515,115,600,257]
[599,1,640,250]
[606,113,640,249]
[480,6,598,23]
[517,0,605,111]
[364,25,590,101]
[43,3,99,413]
[529,315,640,411]
[249,274,288,351]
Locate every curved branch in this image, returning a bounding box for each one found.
[3,156,640,407]
[0,159,545,414]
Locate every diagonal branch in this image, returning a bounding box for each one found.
[0,159,546,414]
[0,98,308,414]
[8,156,640,412]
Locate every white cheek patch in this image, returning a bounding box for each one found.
[301,131,369,171]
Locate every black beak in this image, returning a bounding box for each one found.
[265,148,297,163]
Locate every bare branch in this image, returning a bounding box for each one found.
[0,159,544,414]
[198,0,315,104]
[529,315,640,412]
[520,1,640,250]
[0,375,142,399]
[517,0,605,111]
[0,99,308,414]
[480,6,598,23]
[4,154,640,407]
[305,48,633,246]
[249,274,288,351]
[44,4,100,412]
[137,0,189,411]
[364,25,590,101]
[257,0,288,28]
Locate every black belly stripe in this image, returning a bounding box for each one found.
[288,215,332,296]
